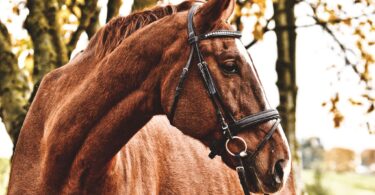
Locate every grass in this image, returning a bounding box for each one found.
[302,169,375,195]
[0,158,10,195]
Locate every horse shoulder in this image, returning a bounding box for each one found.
[8,54,95,194]
[7,67,67,194]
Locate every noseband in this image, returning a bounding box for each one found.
[169,5,281,195]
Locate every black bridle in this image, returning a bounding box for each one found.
[169,5,281,195]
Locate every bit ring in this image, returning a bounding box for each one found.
[225,136,248,157]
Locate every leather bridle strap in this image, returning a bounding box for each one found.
[236,158,251,195]
[169,5,241,123]
[248,119,280,162]
[169,46,194,122]
[230,109,280,133]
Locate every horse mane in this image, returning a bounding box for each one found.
[89,1,193,58]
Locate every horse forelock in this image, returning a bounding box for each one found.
[88,1,193,58]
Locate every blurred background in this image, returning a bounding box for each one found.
[0,0,374,194]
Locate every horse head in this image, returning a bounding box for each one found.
[160,0,292,193]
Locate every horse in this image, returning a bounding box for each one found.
[8,0,293,194]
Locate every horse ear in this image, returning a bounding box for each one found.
[176,1,193,11]
[195,0,235,33]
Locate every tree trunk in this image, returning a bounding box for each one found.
[132,0,159,12]
[67,0,99,55]
[106,0,122,23]
[273,0,300,192]
[86,8,101,38]
[0,22,31,146]
[45,0,69,67]
[0,0,103,151]
[24,0,61,82]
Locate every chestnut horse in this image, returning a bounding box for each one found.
[8,0,293,194]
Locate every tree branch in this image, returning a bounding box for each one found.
[245,39,258,49]
[67,0,79,18]
[132,0,158,12]
[244,18,272,49]
[67,0,98,55]
[307,2,361,75]
[106,0,122,23]
[321,24,358,69]
[86,8,100,38]
[296,11,375,29]
[25,0,59,82]
[45,0,69,66]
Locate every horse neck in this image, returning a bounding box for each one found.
[39,18,183,194]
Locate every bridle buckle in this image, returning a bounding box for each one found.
[221,123,229,131]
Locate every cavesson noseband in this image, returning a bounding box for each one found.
[169,5,281,195]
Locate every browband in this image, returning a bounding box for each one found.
[189,30,242,44]
[187,5,241,45]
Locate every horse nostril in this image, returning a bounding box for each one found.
[274,160,286,184]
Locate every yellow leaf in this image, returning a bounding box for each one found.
[12,6,20,15]
[349,98,362,106]
[333,112,344,128]
[342,19,351,26]
[367,104,374,113]
[253,21,264,40]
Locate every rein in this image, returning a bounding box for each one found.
[169,5,281,195]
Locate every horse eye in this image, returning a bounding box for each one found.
[221,62,239,74]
